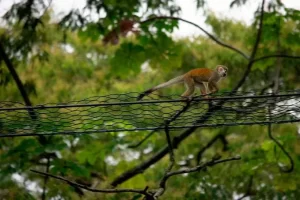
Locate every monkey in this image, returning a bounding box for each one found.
[137,65,228,100]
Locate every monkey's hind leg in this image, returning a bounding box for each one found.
[195,82,207,97]
[181,77,195,100]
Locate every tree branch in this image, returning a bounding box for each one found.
[166,156,240,179]
[273,26,282,94]
[0,42,37,120]
[30,169,152,197]
[32,156,240,200]
[140,16,249,60]
[151,120,177,199]
[196,133,228,164]
[111,111,213,187]
[154,156,241,199]
[231,0,265,93]
[237,175,254,200]
[128,130,156,148]
[267,108,294,173]
[164,120,175,172]
[252,54,300,63]
[129,98,191,148]
[41,157,50,200]
[111,143,171,187]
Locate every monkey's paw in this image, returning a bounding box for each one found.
[180,96,193,102]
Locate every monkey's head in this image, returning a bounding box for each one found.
[216,65,228,77]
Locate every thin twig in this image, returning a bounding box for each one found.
[237,175,254,200]
[250,0,266,60]
[151,120,176,199]
[140,16,249,60]
[266,44,294,172]
[31,169,152,197]
[164,120,175,171]
[166,156,240,178]
[232,0,266,93]
[253,54,300,63]
[196,133,228,164]
[273,26,282,94]
[153,156,241,199]
[267,107,294,173]
[128,130,157,148]
[41,157,50,200]
[41,0,52,18]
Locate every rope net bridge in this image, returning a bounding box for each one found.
[0,91,300,137]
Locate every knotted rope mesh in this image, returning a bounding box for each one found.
[0,91,300,137]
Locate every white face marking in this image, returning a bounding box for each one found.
[217,66,227,77]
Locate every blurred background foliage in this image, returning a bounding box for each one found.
[0,0,300,199]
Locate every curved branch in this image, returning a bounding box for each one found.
[111,110,213,187]
[165,156,240,179]
[267,122,294,173]
[140,16,249,60]
[156,156,241,198]
[196,133,228,164]
[30,170,152,197]
[253,54,300,63]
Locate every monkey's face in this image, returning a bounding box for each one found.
[217,65,228,77]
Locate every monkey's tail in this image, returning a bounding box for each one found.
[137,75,184,100]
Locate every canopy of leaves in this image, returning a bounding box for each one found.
[0,0,300,199]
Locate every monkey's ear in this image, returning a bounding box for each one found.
[217,65,227,72]
[217,65,223,72]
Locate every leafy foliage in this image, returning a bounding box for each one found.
[0,0,300,199]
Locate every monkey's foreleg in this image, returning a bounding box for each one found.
[207,81,219,95]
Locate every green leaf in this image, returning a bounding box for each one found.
[76,146,104,165]
[274,176,297,191]
[67,161,90,177]
[132,194,142,200]
[261,140,274,151]
[44,137,68,151]
[110,42,146,77]
[5,139,39,157]
[52,160,90,178]
[78,23,103,41]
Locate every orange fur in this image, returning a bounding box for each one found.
[137,65,228,100]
